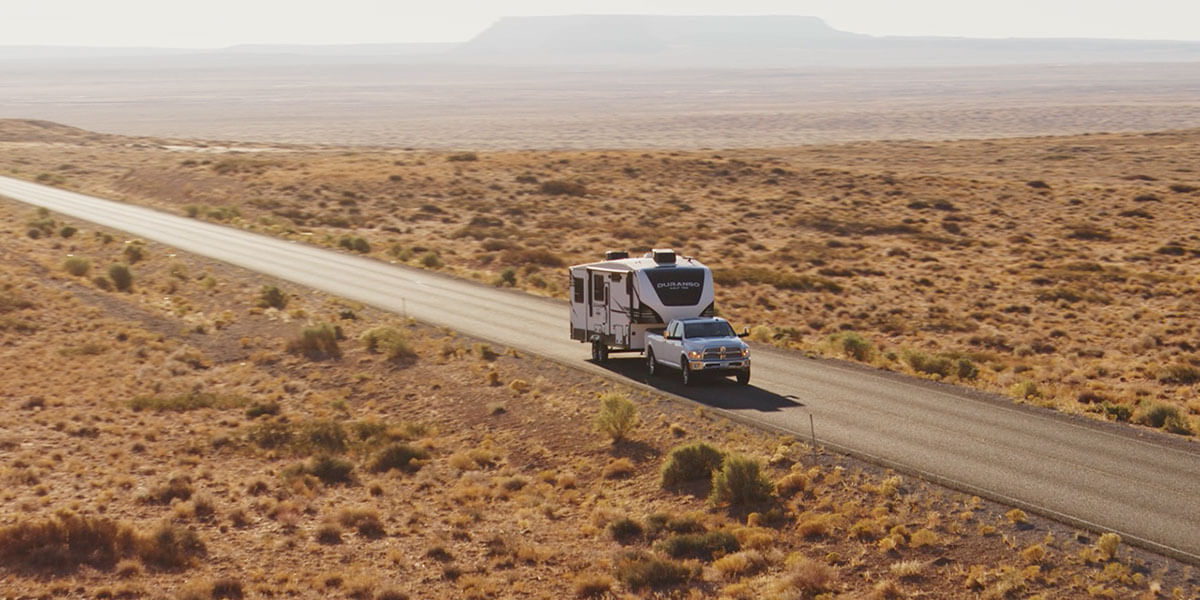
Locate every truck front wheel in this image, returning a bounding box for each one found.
[736,367,751,386]
[681,358,693,386]
[646,349,657,376]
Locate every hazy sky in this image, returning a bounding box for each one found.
[7,0,1200,47]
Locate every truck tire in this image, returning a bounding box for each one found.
[681,357,693,386]
[736,367,751,386]
[646,348,658,376]
[591,340,608,363]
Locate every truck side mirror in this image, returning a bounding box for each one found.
[738,327,750,338]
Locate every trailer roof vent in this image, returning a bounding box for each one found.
[604,250,629,260]
[651,248,676,265]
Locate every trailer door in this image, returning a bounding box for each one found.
[587,269,608,337]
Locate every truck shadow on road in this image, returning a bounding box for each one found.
[594,357,803,412]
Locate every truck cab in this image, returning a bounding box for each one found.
[645,317,751,385]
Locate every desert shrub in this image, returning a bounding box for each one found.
[709,455,773,506]
[244,401,280,418]
[123,243,147,264]
[1101,402,1132,422]
[660,442,725,488]
[257,285,288,309]
[612,550,695,589]
[831,332,873,361]
[301,420,348,453]
[0,511,138,570]
[1158,364,1200,385]
[539,180,588,196]
[62,256,90,276]
[59,225,77,238]
[249,420,294,449]
[447,152,478,162]
[338,509,385,538]
[369,443,429,473]
[902,350,953,377]
[141,475,194,505]
[719,552,771,582]
[361,326,417,362]
[339,236,371,253]
[136,523,206,569]
[287,323,341,359]
[572,573,613,598]
[1096,532,1121,559]
[419,251,444,268]
[602,457,636,479]
[1010,381,1040,399]
[608,517,644,544]
[305,454,355,485]
[108,264,133,292]
[956,358,979,380]
[1136,402,1191,434]
[655,530,739,560]
[92,275,111,290]
[129,392,247,412]
[592,392,638,442]
[1169,184,1198,193]
[314,523,342,545]
[497,267,517,286]
[184,204,201,218]
[773,556,836,596]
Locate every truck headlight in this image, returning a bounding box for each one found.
[687,350,703,360]
[740,347,749,357]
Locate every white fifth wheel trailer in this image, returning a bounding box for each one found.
[568,248,715,362]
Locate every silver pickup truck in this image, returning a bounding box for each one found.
[645,317,751,385]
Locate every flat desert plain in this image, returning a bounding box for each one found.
[2,119,1199,440]
[1,61,1200,148]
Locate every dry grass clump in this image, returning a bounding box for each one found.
[654,529,739,560]
[107,263,133,291]
[612,550,695,590]
[709,454,774,507]
[660,442,724,488]
[369,442,429,473]
[572,573,614,598]
[256,284,288,309]
[361,326,417,362]
[286,322,341,359]
[62,256,90,276]
[592,392,638,442]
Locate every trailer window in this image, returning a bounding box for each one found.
[592,274,606,302]
[573,277,584,303]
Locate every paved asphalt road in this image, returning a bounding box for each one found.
[3,175,1198,563]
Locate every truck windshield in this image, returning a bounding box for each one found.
[684,321,735,338]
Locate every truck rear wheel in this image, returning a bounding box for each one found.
[591,340,608,363]
[646,349,657,376]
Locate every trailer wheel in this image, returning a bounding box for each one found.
[646,349,657,376]
[736,367,751,386]
[681,358,692,386]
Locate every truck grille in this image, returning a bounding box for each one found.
[703,346,742,360]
